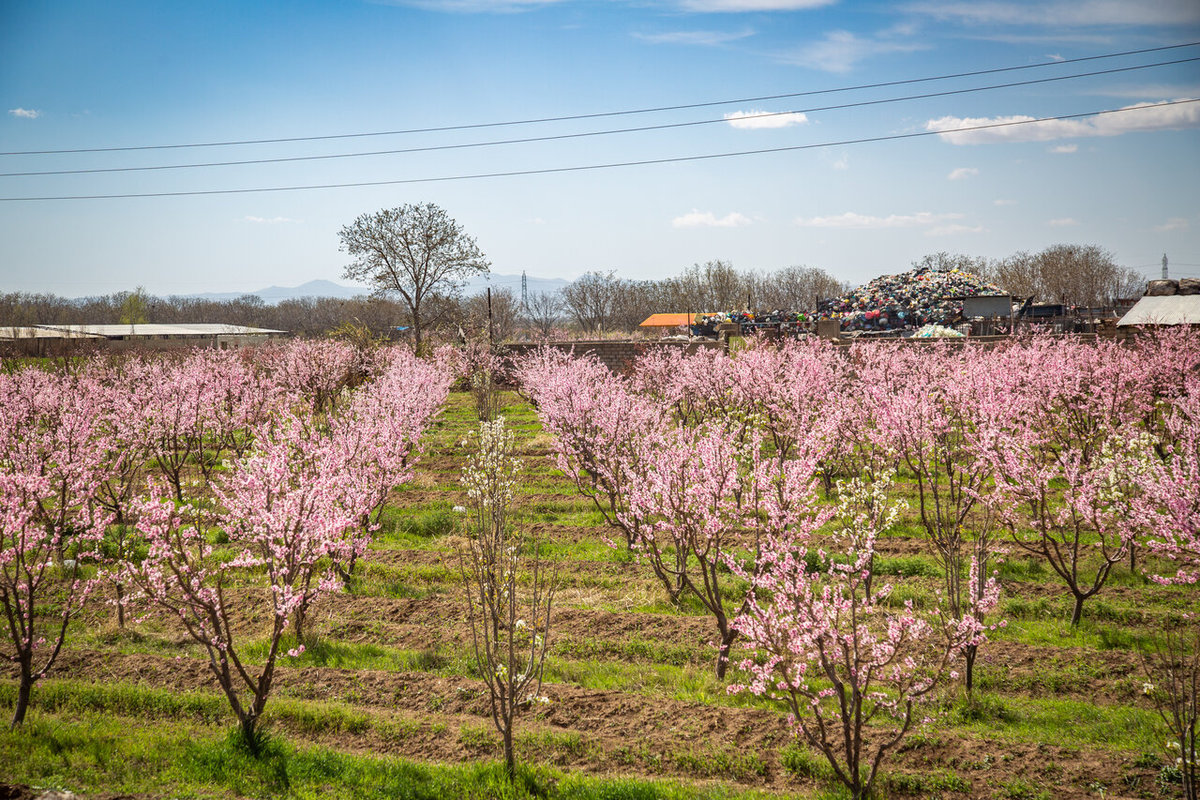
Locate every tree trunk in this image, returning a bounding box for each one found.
[337,555,358,592]
[116,581,126,629]
[239,713,260,753]
[1070,593,1085,627]
[503,721,515,780]
[965,643,977,695]
[293,607,307,644]
[715,628,738,679]
[10,667,32,728]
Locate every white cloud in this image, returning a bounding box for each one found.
[994,198,1018,206]
[794,211,964,229]
[831,153,849,170]
[243,216,299,224]
[724,109,808,129]
[1154,217,1189,232]
[8,108,41,119]
[672,210,753,228]
[926,99,1200,144]
[928,223,985,236]
[1049,144,1077,153]
[947,167,979,180]
[633,29,754,46]
[905,0,1200,27]
[1048,217,1079,227]
[677,0,835,11]
[1046,53,1064,62]
[780,29,927,73]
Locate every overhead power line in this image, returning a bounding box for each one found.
[2,40,1198,157]
[2,99,1194,202]
[4,56,1195,179]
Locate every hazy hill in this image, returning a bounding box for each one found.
[184,274,569,304]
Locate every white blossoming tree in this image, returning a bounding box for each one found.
[459,417,556,778]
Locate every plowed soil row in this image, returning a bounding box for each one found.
[18,648,1160,799]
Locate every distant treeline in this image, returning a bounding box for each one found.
[0,291,411,338]
[2,245,1144,341]
[0,261,849,340]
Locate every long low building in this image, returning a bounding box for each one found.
[33,323,287,340]
[0,326,104,341]
[0,323,287,355]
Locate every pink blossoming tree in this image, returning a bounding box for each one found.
[0,369,110,727]
[130,410,362,748]
[730,491,994,800]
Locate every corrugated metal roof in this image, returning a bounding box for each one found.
[35,324,287,337]
[0,326,104,340]
[1116,296,1200,326]
[639,313,701,328]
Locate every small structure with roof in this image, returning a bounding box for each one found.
[1117,295,1200,327]
[1,323,287,355]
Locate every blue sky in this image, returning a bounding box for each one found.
[2,0,1199,298]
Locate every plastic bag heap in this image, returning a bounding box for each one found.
[820,266,1003,334]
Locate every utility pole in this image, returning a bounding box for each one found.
[1163,253,1169,280]
[487,287,494,346]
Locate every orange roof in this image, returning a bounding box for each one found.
[639,313,701,328]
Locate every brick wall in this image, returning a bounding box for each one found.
[503,339,726,374]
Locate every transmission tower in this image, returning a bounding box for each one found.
[521,270,528,311]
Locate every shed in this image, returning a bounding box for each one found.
[1116,296,1200,327]
[639,313,702,329]
[35,323,286,339]
[0,326,103,341]
[0,326,104,357]
[30,323,288,350]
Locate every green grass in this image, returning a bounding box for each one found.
[943,692,1162,753]
[552,636,703,667]
[0,712,794,800]
[0,679,373,736]
[376,504,460,544]
[992,616,1157,652]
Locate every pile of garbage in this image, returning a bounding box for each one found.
[912,324,966,338]
[693,310,816,337]
[820,266,1003,333]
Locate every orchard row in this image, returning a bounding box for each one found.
[517,332,1199,800]
[0,340,453,739]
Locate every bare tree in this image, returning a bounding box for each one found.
[1140,629,1199,800]
[991,250,1040,300]
[669,260,746,311]
[561,271,619,334]
[752,265,848,311]
[338,203,490,349]
[610,279,655,332]
[464,287,521,343]
[524,290,562,336]
[990,244,1140,307]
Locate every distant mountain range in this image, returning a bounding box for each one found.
[184,273,571,305]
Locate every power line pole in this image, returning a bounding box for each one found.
[521,270,528,312]
[487,287,494,346]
